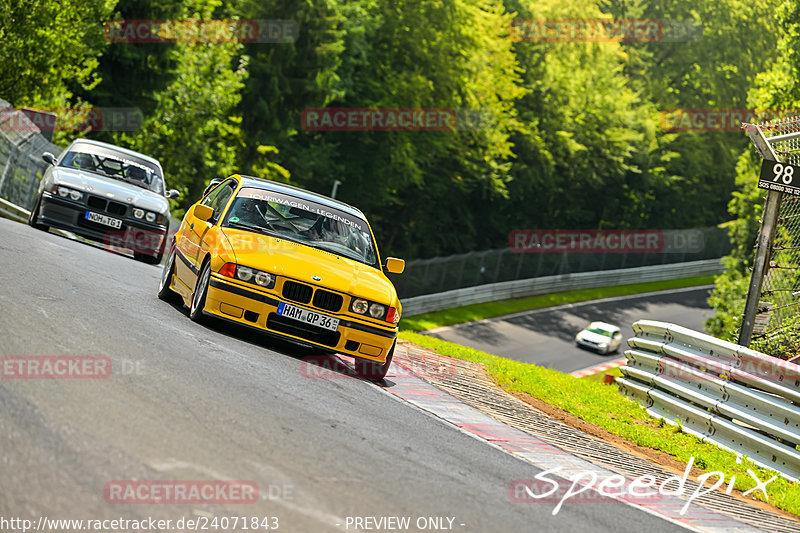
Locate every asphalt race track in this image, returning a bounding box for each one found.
[425,287,714,374]
[0,217,697,533]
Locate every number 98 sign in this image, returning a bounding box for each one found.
[759,159,800,196]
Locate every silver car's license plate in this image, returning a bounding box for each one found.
[277,302,339,331]
[85,211,122,229]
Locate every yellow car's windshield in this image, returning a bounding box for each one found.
[223,187,379,267]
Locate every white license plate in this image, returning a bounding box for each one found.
[85,211,122,229]
[277,302,339,332]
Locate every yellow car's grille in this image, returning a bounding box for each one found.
[312,290,343,313]
[281,280,344,313]
[282,280,312,304]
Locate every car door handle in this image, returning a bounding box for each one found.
[190,222,194,229]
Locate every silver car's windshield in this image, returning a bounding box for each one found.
[59,148,164,194]
[223,187,379,267]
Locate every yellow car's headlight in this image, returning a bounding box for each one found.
[350,297,398,323]
[352,298,369,314]
[220,263,275,289]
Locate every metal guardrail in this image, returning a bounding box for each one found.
[0,98,62,211]
[617,320,800,481]
[389,226,731,299]
[400,259,724,316]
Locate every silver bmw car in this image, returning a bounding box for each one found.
[28,139,179,264]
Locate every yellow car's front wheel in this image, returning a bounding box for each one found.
[158,241,180,304]
[190,262,211,323]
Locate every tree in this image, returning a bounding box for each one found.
[0,0,116,109]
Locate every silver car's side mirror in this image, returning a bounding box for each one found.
[166,189,181,199]
[42,152,56,166]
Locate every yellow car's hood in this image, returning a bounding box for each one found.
[221,228,398,305]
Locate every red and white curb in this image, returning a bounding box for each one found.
[373,350,767,533]
[570,357,627,378]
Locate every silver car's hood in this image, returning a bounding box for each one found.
[53,167,169,214]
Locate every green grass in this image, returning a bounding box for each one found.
[400,275,716,332]
[399,331,800,516]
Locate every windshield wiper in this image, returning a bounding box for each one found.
[85,168,151,191]
[227,220,278,235]
[308,241,372,264]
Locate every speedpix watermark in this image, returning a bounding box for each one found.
[104,19,298,43]
[510,456,775,515]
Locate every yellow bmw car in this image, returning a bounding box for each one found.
[158,174,405,380]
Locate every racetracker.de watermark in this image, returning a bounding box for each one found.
[509,229,704,254]
[0,106,142,132]
[300,355,457,380]
[659,108,800,132]
[510,18,702,43]
[300,108,495,132]
[104,480,258,504]
[1,356,112,379]
[646,352,800,385]
[104,19,298,43]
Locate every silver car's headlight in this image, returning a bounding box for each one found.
[55,185,83,201]
[145,212,157,223]
[133,208,145,219]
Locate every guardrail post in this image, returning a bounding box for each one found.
[739,124,783,346]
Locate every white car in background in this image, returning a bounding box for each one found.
[29,139,179,264]
[575,321,623,354]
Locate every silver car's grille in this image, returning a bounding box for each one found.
[87,195,127,216]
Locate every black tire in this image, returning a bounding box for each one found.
[157,242,180,303]
[354,340,395,381]
[28,196,49,231]
[189,261,211,323]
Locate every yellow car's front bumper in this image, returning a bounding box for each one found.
[203,274,397,362]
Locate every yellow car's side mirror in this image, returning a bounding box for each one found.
[194,203,214,222]
[385,257,405,274]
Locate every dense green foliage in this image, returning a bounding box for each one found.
[706,1,800,345]
[2,0,781,261]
